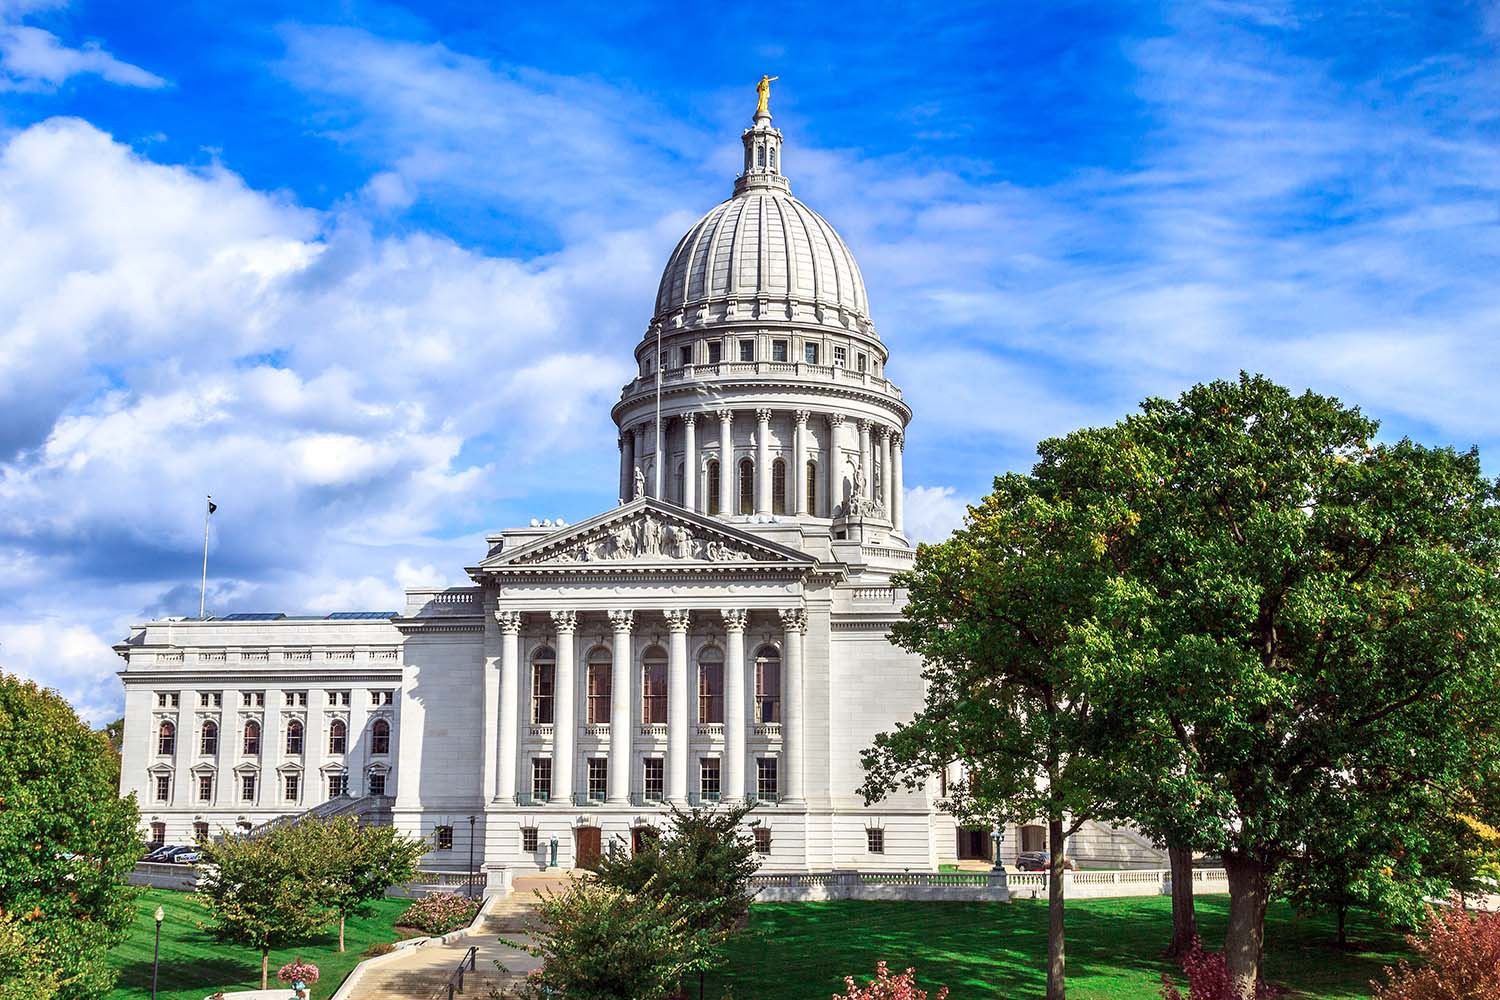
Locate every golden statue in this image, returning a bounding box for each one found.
[755,74,779,116]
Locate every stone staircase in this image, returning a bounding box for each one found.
[248,793,393,836]
[352,873,573,999]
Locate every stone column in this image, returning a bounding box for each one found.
[481,620,500,802]
[619,433,633,504]
[607,610,633,804]
[666,610,691,803]
[793,410,810,516]
[306,688,325,805]
[682,413,697,511]
[892,432,905,535]
[496,611,522,802]
[717,409,733,517]
[877,425,893,517]
[858,419,873,506]
[826,414,844,516]
[755,408,772,515]
[780,609,806,804]
[722,609,748,801]
[552,611,577,804]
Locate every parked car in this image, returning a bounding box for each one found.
[1016,851,1049,871]
[170,849,201,865]
[142,845,180,863]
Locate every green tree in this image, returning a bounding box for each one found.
[302,816,425,951]
[0,909,60,1000]
[1050,374,1500,996]
[861,471,1143,1000]
[0,674,140,1000]
[195,824,335,987]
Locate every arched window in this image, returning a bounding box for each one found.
[157,721,175,756]
[285,719,303,755]
[586,647,612,724]
[738,459,754,515]
[756,144,765,168]
[769,147,777,171]
[674,463,685,505]
[874,450,882,498]
[754,645,782,724]
[772,458,787,515]
[642,646,668,724]
[328,719,347,755]
[806,460,818,517]
[706,460,721,515]
[532,647,556,724]
[200,720,218,756]
[697,646,724,724]
[243,719,261,755]
[371,719,391,755]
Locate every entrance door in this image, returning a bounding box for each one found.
[956,828,990,861]
[1020,825,1047,854]
[575,826,601,870]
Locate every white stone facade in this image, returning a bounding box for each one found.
[116,100,1160,873]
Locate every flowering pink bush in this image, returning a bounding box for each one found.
[1159,939,1267,1000]
[838,961,949,1000]
[1373,897,1500,1000]
[400,892,480,935]
[276,958,320,984]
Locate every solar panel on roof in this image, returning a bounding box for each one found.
[220,612,286,621]
[325,612,398,620]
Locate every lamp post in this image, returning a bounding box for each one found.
[991,825,1006,876]
[467,814,477,900]
[151,905,164,1000]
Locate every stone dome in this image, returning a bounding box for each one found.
[649,109,875,337]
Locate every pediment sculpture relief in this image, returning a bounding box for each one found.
[517,513,758,565]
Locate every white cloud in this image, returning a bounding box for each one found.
[902,485,971,544]
[0,21,164,92]
[0,621,122,724]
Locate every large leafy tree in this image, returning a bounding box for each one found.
[301,816,425,951]
[861,471,1144,1000]
[1050,375,1500,997]
[0,674,140,999]
[195,824,335,987]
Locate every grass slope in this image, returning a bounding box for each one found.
[705,897,1411,999]
[105,887,411,1000]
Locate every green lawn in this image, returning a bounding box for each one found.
[705,896,1412,999]
[105,888,412,1000]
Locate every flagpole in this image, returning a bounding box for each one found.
[199,496,212,619]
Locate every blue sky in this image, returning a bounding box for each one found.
[1,0,1498,720]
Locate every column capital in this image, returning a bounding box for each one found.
[494,610,523,634]
[793,409,811,426]
[755,407,773,425]
[681,411,698,427]
[551,610,578,633]
[717,408,734,425]
[892,430,904,450]
[779,608,808,633]
[874,424,890,441]
[828,412,845,428]
[721,608,749,632]
[608,609,635,632]
[665,609,692,633]
[857,417,871,433]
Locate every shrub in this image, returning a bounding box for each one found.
[838,961,949,1000]
[399,893,479,936]
[1160,939,1268,1000]
[276,958,320,984]
[362,941,397,957]
[1373,897,1500,1000]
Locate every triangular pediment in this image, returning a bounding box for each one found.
[475,499,815,572]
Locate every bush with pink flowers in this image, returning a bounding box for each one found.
[1159,939,1268,1000]
[399,892,480,936]
[1373,897,1500,1000]
[838,961,949,1000]
[276,957,320,984]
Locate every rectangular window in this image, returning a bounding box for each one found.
[753,826,772,855]
[241,774,256,802]
[532,758,552,802]
[739,339,754,362]
[193,821,209,842]
[772,340,788,362]
[707,341,722,365]
[804,343,819,365]
[700,758,721,802]
[242,691,264,707]
[698,662,723,724]
[756,757,779,802]
[522,827,539,853]
[198,774,213,801]
[642,663,667,725]
[149,822,166,849]
[198,691,222,708]
[643,758,665,802]
[435,825,453,850]
[867,828,885,853]
[284,773,300,801]
[155,774,170,802]
[858,353,868,373]
[326,689,351,706]
[587,758,608,801]
[328,773,348,798]
[368,771,386,796]
[587,664,611,725]
[833,345,847,367]
[532,665,554,724]
[157,692,179,708]
[285,691,307,707]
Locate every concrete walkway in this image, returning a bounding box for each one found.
[355,873,573,999]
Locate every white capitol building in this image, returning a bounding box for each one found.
[117,95,1159,872]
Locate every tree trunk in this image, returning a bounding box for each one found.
[340,913,346,952]
[1222,852,1270,999]
[1047,815,1067,1000]
[1336,903,1347,949]
[261,947,269,989]
[1164,842,1199,958]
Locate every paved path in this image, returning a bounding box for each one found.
[356,873,572,999]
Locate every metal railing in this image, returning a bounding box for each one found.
[445,945,478,999]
